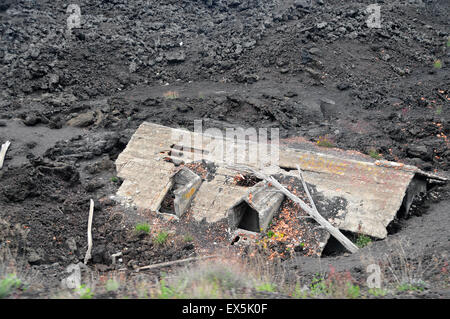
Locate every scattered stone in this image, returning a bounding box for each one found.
[129,61,137,73]
[48,74,59,86]
[67,111,96,127]
[25,141,37,149]
[84,180,105,192]
[92,245,110,264]
[298,101,324,123]
[27,248,43,264]
[166,51,186,63]
[29,47,40,59]
[65,237,78,252]
[295,0,313,8]
[176,105,191,113]
[23,115,40,126]
[316,22,328,29]
[406,144,430,160]
[319,98,338,120]
[308,48,320,55]
[337,82,351,91]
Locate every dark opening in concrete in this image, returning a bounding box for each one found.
[322,233,350,257]
[235,202,260,232]
[388,175,428,235]
[397,176,428,219]
[158,167,202,217]
[160,187,176,214]
[228,182,284,233]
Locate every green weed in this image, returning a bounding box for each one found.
[135,223,151,234]
[76,284,94,299]
[316,136,334,148]
[433,59,442,69]
[397,282,425,292]
[346,283,360,298]
[0,274,21,299]
[155,231,169,245]
[255,282,276,293]
[156,278,183,299]
[105,279,120,292]
[355,234,372,248]
[368,149,382,160]
[309,273,329,296]
[368,287,388,297]
[292,282,308,299]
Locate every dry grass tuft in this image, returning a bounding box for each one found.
[0,219,43,298]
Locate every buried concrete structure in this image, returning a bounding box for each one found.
[228,182,285,233]
[115,122,447,253]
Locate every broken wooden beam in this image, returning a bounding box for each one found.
[136,255,219,272]
[84,199,95,264]
[0,141,11,170]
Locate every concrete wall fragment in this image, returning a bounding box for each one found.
[228,182,285,233]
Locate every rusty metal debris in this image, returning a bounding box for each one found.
[114,122,447,256]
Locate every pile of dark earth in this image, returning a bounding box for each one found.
[0,0,448,297]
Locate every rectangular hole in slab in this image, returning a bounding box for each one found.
[159,187,175,214]
[159,167,201,217]
[233,201,260,233]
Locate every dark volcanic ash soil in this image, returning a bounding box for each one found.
[0,0,449,297]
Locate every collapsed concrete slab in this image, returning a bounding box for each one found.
[115,122,447,248]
